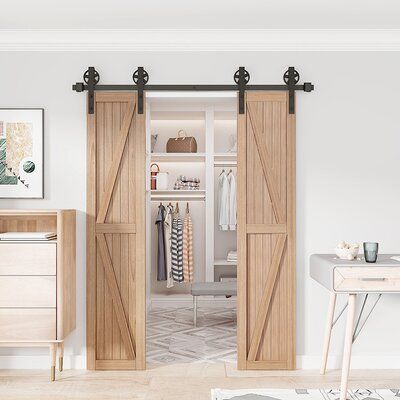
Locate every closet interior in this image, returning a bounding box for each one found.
[145,93,238,363]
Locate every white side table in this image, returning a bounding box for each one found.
[310,254,400,400]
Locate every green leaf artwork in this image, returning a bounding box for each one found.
[0,122,33,188]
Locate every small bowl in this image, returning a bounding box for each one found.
[335,247,359,260]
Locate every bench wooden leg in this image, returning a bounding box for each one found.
[193,296,197,327]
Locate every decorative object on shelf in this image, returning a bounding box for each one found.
[228,134,237,153]
[174,175,200,190]
[150,163,160,190]
[226,250,237,262]
[166,129,197,153]
[151,133,158,153]
[363,242,379,263]
[335,241,359,260]
[0,109,44,198]
[156,171,169,190]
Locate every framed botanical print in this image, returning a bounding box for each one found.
[0,109,44,198]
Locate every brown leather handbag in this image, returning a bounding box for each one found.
[166,130,197,153]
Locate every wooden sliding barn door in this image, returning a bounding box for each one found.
[87,92,146,370]
[237,92,296,370]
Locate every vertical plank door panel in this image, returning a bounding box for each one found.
[87,92,146,370]
[237,92,295,370]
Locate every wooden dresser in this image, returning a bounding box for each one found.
[0,209,76,381]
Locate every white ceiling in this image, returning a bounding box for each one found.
[2,0,400,29]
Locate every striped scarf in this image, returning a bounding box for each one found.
[171,213,183,282]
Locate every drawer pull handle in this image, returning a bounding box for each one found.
[359,277,387,281]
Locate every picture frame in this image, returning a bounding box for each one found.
[0,108,44,198]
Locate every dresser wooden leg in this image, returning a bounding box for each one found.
[50,343,57,381]
[58,342,64,372]
[340,294,356,400]
[320,292,337,374]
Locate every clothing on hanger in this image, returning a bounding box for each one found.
[218,170,230,231]
[155,203,167,281]
[183,202,194,283]
[171,203,184,282]
[227,171,237,231]
[164,203,174,288]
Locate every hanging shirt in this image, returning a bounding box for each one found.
[218,171,230,231]
[171,207,184,282]
[155,204,167,281]
[164,204,174,288]
[228,172,237,230]
[183,209,194,283]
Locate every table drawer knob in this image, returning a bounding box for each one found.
[359,277,387,281]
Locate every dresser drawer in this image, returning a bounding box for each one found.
[334,267,400,292]
[0,309,56,341]
[0,276,56,307]
[0,243,56,275]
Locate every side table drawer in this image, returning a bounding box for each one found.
[0,309,56,341]
[334,267,400,292]
[0,276,56,307]
[0,243,56,275]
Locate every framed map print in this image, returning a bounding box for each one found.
[0,109,44,198]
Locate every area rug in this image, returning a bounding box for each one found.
[211,388,400,400]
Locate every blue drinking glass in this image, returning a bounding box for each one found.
[363,242,379,263]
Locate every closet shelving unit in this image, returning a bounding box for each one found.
[146,93,237,308]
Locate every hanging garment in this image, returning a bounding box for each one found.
[164,203,174,288]
[228,171,237,230]
[155,203,167,281]
[183,204,194,283]
[218,171,230,231]
[171,204,184,282]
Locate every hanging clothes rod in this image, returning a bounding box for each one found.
[214,161,237,167]
[72,66,314,115]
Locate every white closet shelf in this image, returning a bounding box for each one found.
[150,190,205,201]
[214,259,237,266]
[150,153,206,162]
[214,153,237,163]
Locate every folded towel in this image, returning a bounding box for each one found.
[179,175,200,183]
[174,177,201,190]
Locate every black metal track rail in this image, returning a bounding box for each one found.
[73,66,314,115]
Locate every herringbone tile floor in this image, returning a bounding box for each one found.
[146,307,237,364]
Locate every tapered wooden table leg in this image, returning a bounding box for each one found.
[340,294,356,400]
[58,342,64,372]
[320,292,337,374]
[50,343,57,381]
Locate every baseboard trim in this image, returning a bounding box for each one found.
[0,355,86,369]
[0,354,398,370]
[297,355,400,369]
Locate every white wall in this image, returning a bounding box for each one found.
[0,51,400,369]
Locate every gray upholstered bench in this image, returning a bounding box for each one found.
[191,282,237,326]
